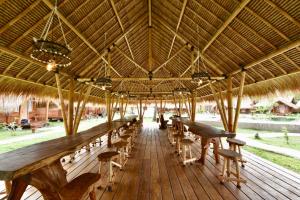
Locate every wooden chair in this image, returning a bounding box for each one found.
[180,138,196,165]
[226,138,247,167]
[167,124,176,145]
[97,151,120,192]
[119,133,132,155]
[218,149,246,188]
[58,173,101,200]
[112,140,129,169]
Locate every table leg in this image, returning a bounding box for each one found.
[7,175,29,200]
[212,138,220,164]
[197,137,211,164]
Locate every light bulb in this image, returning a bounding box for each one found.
[101,86,106,90]
[46,60,55,71]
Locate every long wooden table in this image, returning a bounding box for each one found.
[173,117,235,164]
[0,119,132,200]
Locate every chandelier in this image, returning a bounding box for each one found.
[191,71,209,85]
[173,87,190,95]
[94,77,112,90]
[31,0,71,71]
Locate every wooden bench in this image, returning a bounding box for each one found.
[0,119,133,200]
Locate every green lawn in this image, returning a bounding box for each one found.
[0,131,64,153]
[0,129,34,140]
[255,136,300,151]
[244,146,300,173]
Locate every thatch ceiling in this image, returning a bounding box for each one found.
[0,0,299,101]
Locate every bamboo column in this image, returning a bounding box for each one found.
[120,97,124,120]
[227,75,233,132]
[218,84,227,124]
[68,78,75,135]
[173,97,178,115]
[160,98,163,114]
[55,73,69,135]
[233,71,246,132]
[105,91,112,123]
[179,95,182,116]
[45,100,49,122]
[139,97,143,121]
[209,82,228,131]
[191,93,196,122]
[74,85,92,133]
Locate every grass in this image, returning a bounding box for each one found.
[255,136,300,151]
[0,131,64,153]
[244,146,300,173]
[0,129,34,140]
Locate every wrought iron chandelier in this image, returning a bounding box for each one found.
[31,0,71,71]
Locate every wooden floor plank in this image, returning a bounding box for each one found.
[3,123,300,200]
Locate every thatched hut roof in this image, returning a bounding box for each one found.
[0,0,299,102]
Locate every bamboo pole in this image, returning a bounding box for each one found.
[179,96,182,116]
[160,98,163,114]
[120,97,124,120]
[55,73,69,135]
[45,100,49,122]
[112,97,119,120]
[227,75,233,132]
[139,97,143,121]
[68,78,75,135]
[184,100,191,118]
[74,85,92,133]
[209,82,228,131]
[74,86,85,127]
[233,71,246,132]
[105,91,112,123]
[218,84,227,124]
[173,97,178,115]
[191,93,196,122]
[123,97,128,117]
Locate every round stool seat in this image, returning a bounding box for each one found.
[113,141,128,148]
[218,149,241,159]
[98,151,119,162]
[181,138,194,145]
[59,173,101,200]
[226,138,246,146]
[119,134,131,140]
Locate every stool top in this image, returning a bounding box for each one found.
[119,134,131,139]
[226,138,246,146]
[59,173,101,199]
[181,138,194,145]
[113,140,128,148]
[98,151,119,161]
[218,149,241,158]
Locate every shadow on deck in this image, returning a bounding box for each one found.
[1,123,300,200]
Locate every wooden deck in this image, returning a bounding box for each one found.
[1,123,300,200]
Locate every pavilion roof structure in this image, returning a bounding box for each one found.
[0,0,299,102]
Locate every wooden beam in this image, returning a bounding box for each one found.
[0,0,41,34]
[153,45,186,73]
[74,85,85,128]
[218,83,227,124]
[120,97,124,120]
[156,18,224,75]
[106,91,112,123]
[191,92,196,122]
[233,71,246,133]
[209,82,228,131]
[167,0,187,60]
[109,0,135,60]
[227,75,233,132]
[139,97,143,121]
[68,78,75,135]
[202,0,251,53]
[264,0,300,28]
[114,45,148,74]
[123,98,128,117]
[3,58,18,74]
[74,85,92,133]
[55,73,69,135]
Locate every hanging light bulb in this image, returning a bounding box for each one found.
[101,85,106,90]
[46,60,56,71]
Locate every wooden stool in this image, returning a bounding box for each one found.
[218,149,246,188]
[227,138,247,167]
[180,138,196,165]
[112,140,129,169]
[97,151,120,191]
[119,134,132,155]
[173,133,184,155]
[58,173,101,200]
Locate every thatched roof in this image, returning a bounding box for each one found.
[0,0,299,101]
